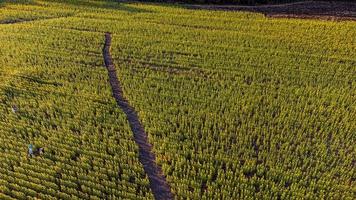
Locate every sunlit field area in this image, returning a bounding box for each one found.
[0,0,355,199]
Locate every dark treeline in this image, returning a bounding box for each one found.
[130,0,355,5]
[176,0,305,4]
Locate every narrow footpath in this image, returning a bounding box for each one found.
[103,32,173,200]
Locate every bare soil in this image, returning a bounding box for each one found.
[187,1,356,21]
[103,33,173,200]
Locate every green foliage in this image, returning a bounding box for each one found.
[0,0,355,199]
[110,3,355,199]
[0,2,154,199]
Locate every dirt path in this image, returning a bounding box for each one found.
[103,33,173,200]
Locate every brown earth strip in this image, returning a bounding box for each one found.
[103,32,174,200]
[186,1,356,21]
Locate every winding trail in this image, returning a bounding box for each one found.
[103,33,173,200]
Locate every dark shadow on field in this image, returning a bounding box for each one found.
[0,0,38,6]
[185,1,356,21]
[17,75,63,87]
[43,0,153,13]
[3,87,17,100]
[3,85,111,107]
[0,0,61,24]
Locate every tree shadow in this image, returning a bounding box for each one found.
[0,0,38,6]
[17,75,63,87]
[2,84,111,107]
[43,0,154,14]
[0,0,153,13]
